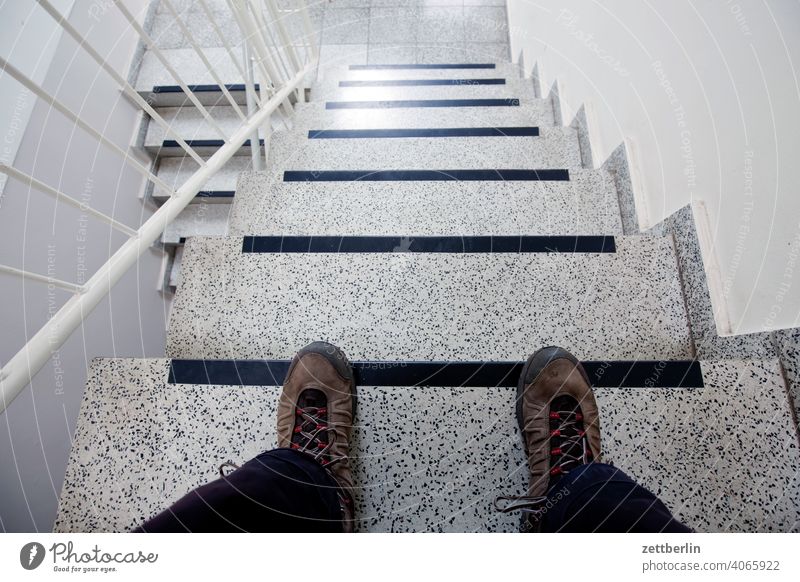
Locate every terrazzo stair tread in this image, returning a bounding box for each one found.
[309,78,538,103]
[144,105,244,150]
[148,140,263,158]
[136,48,241,106]
[144,105,290,153]
[289,99,555,129]
[162,203,231,245]
[165,235,691,361]
[265,126,582,170]
[322,63,523,82]
[135,47,311,106]
[54,357,800,533]
[152,156,250,203]
[229,169,623,235]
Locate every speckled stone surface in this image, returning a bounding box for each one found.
[149,0,322,50]
[54,357,800,532]
[602,142,641,236]
[169,245,184,288]
[570,104,594,170]
[153,156,250,202]
[310,78,537,103]
[291,100,555,129]
[661,205,776,360]
[531,62,543,99]
[135,47,240,93]
[162,203,231,245]
[549,80,563,126]
[322,62,522,82]
[144,106,247,150]
[265,127,582,170]
[229,169,623,236]
[165,236,690,361]
[598,359,800,533]
[775,328,800,427]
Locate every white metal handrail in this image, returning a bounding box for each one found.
[0,0,318,413]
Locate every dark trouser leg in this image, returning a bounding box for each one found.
[134,448,344,532]
[540,463,691,533]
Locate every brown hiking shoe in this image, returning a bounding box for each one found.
[495,346,601,530]
[276,341,357,531]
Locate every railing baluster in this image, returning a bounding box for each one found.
[0,164,138,237]
[228,0,295,121]
[162,0,247,121]
[0,56,177,196]
[0,265,84,294]
[243,44,264,171]
[263,0,301,77]
[197,0,263,108]
[0,0,322,411]
[298,0,319,62]
[113,0,229,141]
[34,0,206,167]
[0,63,316,413]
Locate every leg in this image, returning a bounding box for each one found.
[134,448,343,532]
[135,341,357,533]
[495,346,690,533]
[540,462,691,533]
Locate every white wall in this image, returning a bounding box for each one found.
[0,0,75,194]
[507,0,800,335]
[0,0,166,532]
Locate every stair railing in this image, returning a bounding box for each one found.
[0,0,318,413]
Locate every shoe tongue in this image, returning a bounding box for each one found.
[298,387,327,409]
[551,395,581,416]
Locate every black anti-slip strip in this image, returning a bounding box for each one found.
[241,235,615,253]
[284,169,569,182]
[339,78,506,87]
[308,127,539,139]
[162,139,264,148]
[195,190,234,198]
[349,63,496,70]
[327,98,520,109]
[168,359,704,388]
[152,83,257,93]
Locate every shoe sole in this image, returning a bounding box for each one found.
[295,341,357,419]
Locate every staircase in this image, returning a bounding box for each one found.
[53,1,800,533]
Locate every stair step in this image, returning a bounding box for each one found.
[152,156,250,203]
[144,104,289,156]
[229,169,623,235]
[136,48,239,106]
[162,203,231,246]
[135,47,309,106]
[322,62,523,82]
[267,126,581,170]
[311,77,537,103]
[290,100,555,129]
[165,235,691,361]
[325,98,523,109]
[151,138,264,158]
[351,63,500,70]
[54,357,800,532]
